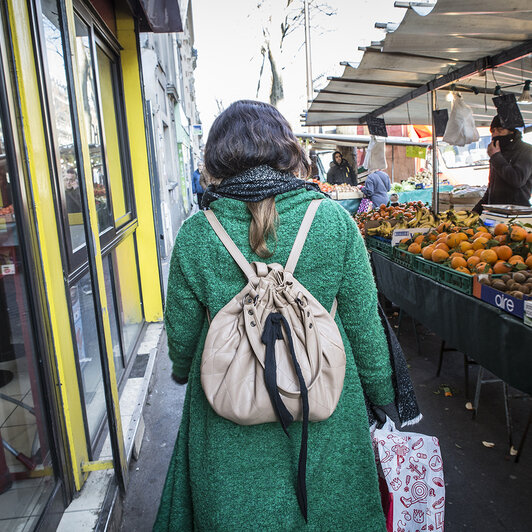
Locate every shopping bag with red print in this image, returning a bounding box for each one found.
[372,417,445,532]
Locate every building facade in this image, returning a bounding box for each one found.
[140,0,202,259]
[0,0,179,529]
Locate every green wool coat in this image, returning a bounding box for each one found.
[154,189,395,531]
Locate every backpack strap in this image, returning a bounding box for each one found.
[204,209,258,282]
[285,199,322,274]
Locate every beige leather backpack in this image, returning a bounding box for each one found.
[201,199,346,520]
[201,199,346,425]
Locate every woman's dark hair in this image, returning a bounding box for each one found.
[204,100,310,180]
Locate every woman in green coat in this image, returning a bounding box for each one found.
[154,100,395,531]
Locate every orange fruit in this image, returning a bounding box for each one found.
[474,249,485,257]
[408,242,422,254]
[435,242,450,252]
[422,245,435,260]
[450,252,464,259]
[526,255,532,268]
[494,223,509,236]
[446,233,462,248]
[432,249,449,263]
[479,249,498,265]
[455,266,472,275]
[459,241,473,253]
[510,225,527,242]
[427,231,439,242]
[508,255,525,264]
[437,222,450,234]
[477,226,489,233]
[526,232,532,244]
[451,256,467,269]
[495,234,508,243]
[493,261,512,274]
[467,256,481,270]
[475,262,493,274]
[472,237,488,250]
[400,238,410,244]
[413,235,425,245]
[464,249,475,258]
[463,228,475,237]
[495,245,512,261]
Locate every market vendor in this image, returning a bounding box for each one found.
[472,115,532,214]
[326,151,357,186]
[362,169,391,209]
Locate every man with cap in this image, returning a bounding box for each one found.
[473,115,532,213]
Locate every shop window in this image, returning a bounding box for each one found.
[112,237,143,362]
[102,255,124,381]
[69,273,106,442]
[96,45,132,227]
[40,0,86,256]
[0,75,58,529]
[74,14,114,236]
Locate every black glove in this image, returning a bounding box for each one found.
[171,373,188,385]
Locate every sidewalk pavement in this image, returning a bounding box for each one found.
[119,308,532,531]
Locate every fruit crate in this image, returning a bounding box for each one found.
[438,266,475,295]
[366,236,393,258]
[392,247,418,270]
[414,257,442,282]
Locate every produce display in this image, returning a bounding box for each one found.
[398,222,532,274]
[309,179,359,195]
[355,203,481,237]
[389,169,440,192]
[478,272,532,300]
[0,204,13,215]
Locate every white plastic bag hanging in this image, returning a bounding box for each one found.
[364,135,387,171]
[371,417,445,532]
[442,94,480,146]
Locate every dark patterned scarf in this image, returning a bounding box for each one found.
[201,165,325,208]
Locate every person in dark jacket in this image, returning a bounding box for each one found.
[326,151,357,186]
[473,115,532,214]
[192,162,205,208]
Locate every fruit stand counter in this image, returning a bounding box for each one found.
[371,252,532,395]
[395,185,453,206]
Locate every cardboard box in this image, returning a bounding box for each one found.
[472,277,531,319]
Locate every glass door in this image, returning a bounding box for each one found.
[0,18,64,531]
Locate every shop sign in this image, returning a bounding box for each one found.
[406,145,427,159]
[1,263,15,275]
[475,282,529,319]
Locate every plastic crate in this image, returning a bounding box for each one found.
[438,266,475,295]
[392,247,419,270]
[366,236,393,258]
[414,257,442,282]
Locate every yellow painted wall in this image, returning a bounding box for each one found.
[116,5,163,322]
[7,0,88,488]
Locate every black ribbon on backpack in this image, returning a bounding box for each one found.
[261,313,310,523]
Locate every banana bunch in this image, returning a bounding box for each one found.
[451,210,480,227]
[366,220,394,238]
[406,207,438,228]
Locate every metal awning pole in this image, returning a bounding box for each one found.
[431,90,439,213]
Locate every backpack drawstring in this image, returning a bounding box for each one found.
[262,313,309,523]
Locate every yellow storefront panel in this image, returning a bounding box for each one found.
[7,0,88,488]
[116,4,163,323]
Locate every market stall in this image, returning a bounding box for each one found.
[371,252,532,395]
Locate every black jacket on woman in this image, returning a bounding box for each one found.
[327,159,357,186]
[473,132,532,213]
